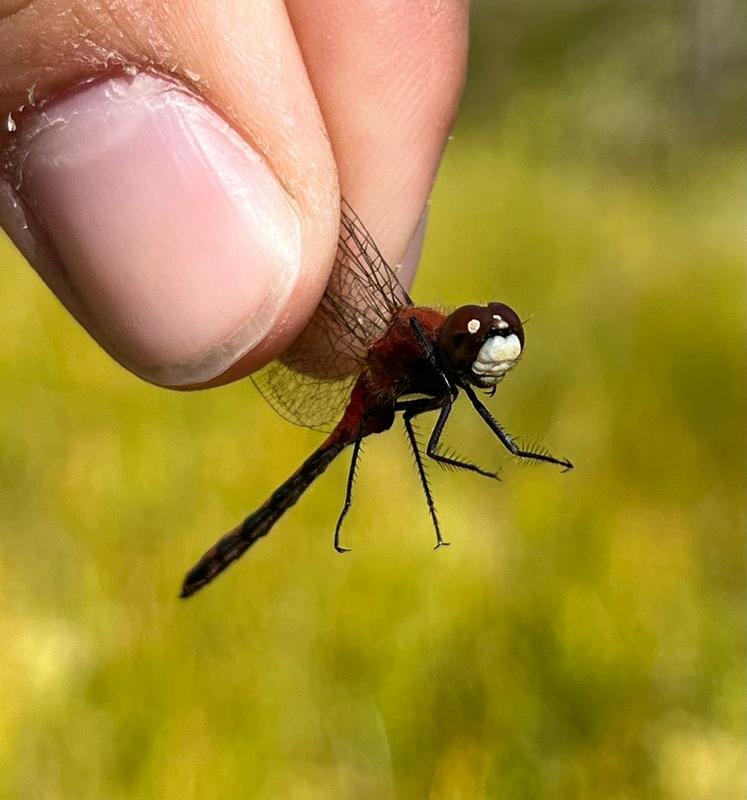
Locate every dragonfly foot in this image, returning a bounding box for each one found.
[434,540,451,550]
[334,544,351,553]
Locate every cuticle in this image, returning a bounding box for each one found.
[3,64,299,212]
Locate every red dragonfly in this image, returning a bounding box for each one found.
[180,200,572,598]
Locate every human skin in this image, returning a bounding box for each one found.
[0,0,469,388]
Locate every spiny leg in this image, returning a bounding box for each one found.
[333,424,365,552]
[424,397,499,479]
[402,409,449,549]
[464,385,573,471]
[395,395,499,479]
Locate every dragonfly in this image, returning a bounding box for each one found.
[180,200,572,598]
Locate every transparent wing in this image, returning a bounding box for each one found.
[251,199,413,430]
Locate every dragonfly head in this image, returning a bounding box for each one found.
[437,302,524,388]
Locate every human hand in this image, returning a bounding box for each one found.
[0,0,468,387]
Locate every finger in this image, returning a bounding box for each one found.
[285,0,468,276]
[0,0,339,387]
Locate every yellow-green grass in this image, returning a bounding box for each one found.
[0,129,743,799]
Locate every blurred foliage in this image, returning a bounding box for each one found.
[0,3,744,799]
[466,0,745,162]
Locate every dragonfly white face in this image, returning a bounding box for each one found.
[471,332,522,386]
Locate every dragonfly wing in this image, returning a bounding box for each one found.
[252,199,413,430]
[322,198,412,345]
[251,358,358,432]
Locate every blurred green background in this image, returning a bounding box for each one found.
[0,2,744,798]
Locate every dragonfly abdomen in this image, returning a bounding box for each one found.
[180,434,351,598]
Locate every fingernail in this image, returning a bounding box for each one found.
[397,206,429,291]
[0,73,301,385]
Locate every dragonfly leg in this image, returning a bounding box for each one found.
[463,385,574,471]
[396,394,499,479]
[424,397,500,479]
[333,423,365,552]
[399,401,449,549]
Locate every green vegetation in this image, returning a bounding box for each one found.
[0,5,743,798]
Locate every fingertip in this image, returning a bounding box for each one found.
[396,205,429,292]
[287,0,468,266]
[0,0,341,390]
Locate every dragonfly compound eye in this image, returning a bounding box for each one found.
[486,302,524,347]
